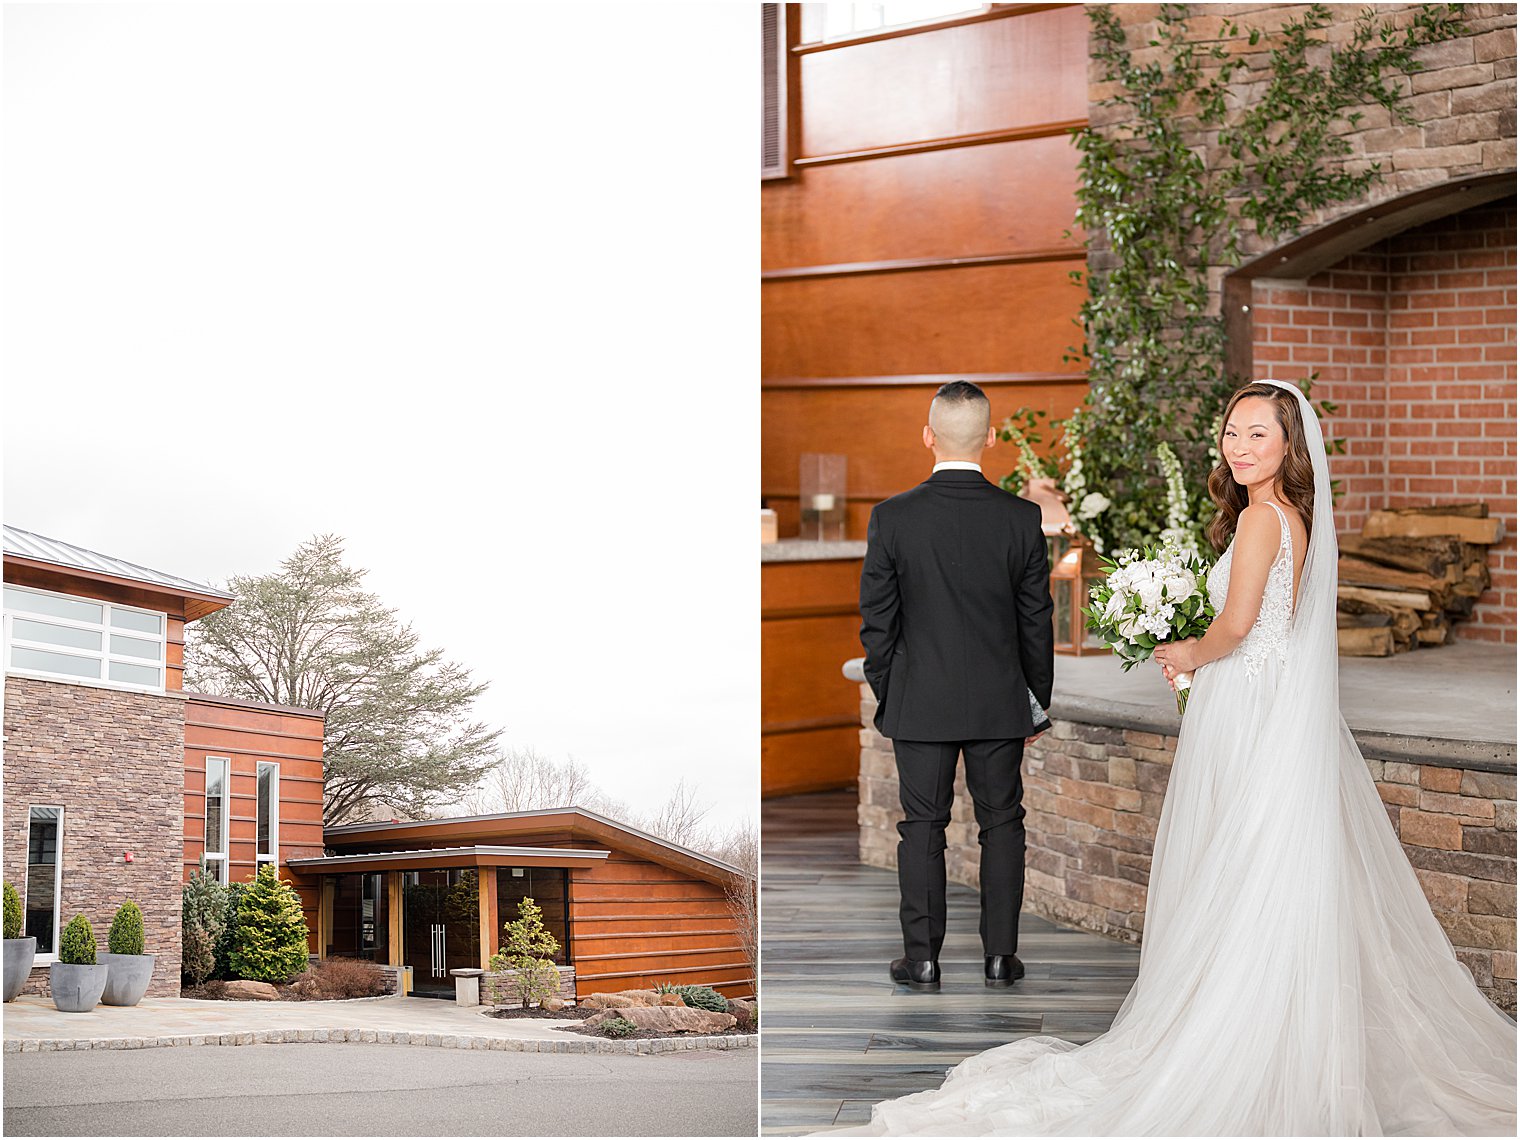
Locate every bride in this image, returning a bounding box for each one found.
[838,380,1517,1136]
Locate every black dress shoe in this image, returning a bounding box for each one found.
[889,956,941,991]
[985,954,1025,988]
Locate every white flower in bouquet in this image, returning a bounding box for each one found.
[1084,537,1216,714]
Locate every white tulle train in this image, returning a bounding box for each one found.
[842,650,1516,1136]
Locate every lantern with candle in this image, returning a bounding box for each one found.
[799,453,847,541]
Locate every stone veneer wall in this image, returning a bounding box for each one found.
[3,675,185,997]
[854,684,1518,1014]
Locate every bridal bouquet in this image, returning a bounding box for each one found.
[1083,540,1215,714]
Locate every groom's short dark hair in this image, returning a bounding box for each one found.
[935,380,988,405]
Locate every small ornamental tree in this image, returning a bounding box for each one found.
[3,882,22,941]
[181,870,227,986]
[229,865,311,983]
[108,901,147,956]
[59,914,96,965]
[488,896,561,1009]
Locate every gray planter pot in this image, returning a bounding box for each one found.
[3,937,37,1002]
[100,953,155,1006]
[49,962,109,1013]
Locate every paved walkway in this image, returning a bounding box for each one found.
[1,994,751,1055]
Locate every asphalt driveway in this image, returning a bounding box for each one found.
[4,1042,758,1136]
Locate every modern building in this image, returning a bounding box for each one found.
[4,526,754,1000]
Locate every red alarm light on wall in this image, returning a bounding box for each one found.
[123,851,134,864]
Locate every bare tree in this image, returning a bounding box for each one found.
[184,535,500,825]
[641,777,713,850]
[456,748,630,819]
[707,820,759,998]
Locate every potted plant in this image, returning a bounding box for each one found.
[49,914,108,1013]
[100,901,154,1006]
[3,881,36,1002]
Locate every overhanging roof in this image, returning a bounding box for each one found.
[3,525,234,621]
[324,806,745,886]
[288,845,612,873]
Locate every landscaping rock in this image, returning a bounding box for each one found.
[726,998,756,1020]
[224,980,279,1001]
[585,1006,737,1034]
[657,993,685,1007]
[581,989,659,1010]
[542,996,566,1012]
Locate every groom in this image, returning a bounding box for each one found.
[859,380,1055,992]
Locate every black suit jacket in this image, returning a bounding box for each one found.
[859,469,1055,741]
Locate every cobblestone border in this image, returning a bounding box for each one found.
[3,1028,755,1055]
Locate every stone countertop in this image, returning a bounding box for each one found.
[762,539,868,563]
[844,641,1516,771]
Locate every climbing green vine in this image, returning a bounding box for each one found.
[1014,2,1466,555]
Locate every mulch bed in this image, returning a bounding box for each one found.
[483,1006,585,1021]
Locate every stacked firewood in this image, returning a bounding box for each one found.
[1335,504,1502,656]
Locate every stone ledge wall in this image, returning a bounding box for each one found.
[854,684,1517,1013]
[3,676,185,998]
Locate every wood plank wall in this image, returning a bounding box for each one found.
[183,694,326,949]
[761,3,1093,795]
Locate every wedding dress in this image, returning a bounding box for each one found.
[842,381,1516,1136]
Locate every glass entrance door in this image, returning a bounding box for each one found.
[402,869,481,997]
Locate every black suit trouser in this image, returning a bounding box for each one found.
[893,737,1026,962]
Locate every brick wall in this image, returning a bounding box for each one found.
[1088,5,1517,293]
[3,676,185,998]
[854,684,1517,1013]
[1251,201,1518,643]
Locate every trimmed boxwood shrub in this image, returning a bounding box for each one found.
[60,914,97,965]
[108,901,146,956]
[229,864,310,983]
[3,881,22,941]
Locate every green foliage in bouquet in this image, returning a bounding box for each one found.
[60,914,97,966]
[1002,3,1458,553]
[229,864,311,983]
[1083,545,1216,670]
[108,901,146,956]
[3,881,22,941]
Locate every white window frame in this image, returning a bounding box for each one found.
[26,804,65,965]
[3,583,167,694]
[204,756,231,885]
[256,761,280,871]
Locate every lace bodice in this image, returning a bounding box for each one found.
[1206,501,1295,679]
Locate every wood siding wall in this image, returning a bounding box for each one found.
[324,816,752,998]
[183,694,326,949]
[762,556,865,795]
[761,3,1092,795]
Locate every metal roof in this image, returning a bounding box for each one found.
[2,525,233,600]
[325,806,745,878]
[287,845,613,870]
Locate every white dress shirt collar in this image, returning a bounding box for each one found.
[932,461,982,473]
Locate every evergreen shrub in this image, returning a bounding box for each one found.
[59,914,96,965]
[229,865,311,983]
[3,881,22,941]
[108,901,146,956]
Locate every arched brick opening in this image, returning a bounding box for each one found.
[1225,174,1516,645]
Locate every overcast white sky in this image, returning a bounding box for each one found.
[2,2,758,832]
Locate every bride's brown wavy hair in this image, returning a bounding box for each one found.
[1207,382,1317,554]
